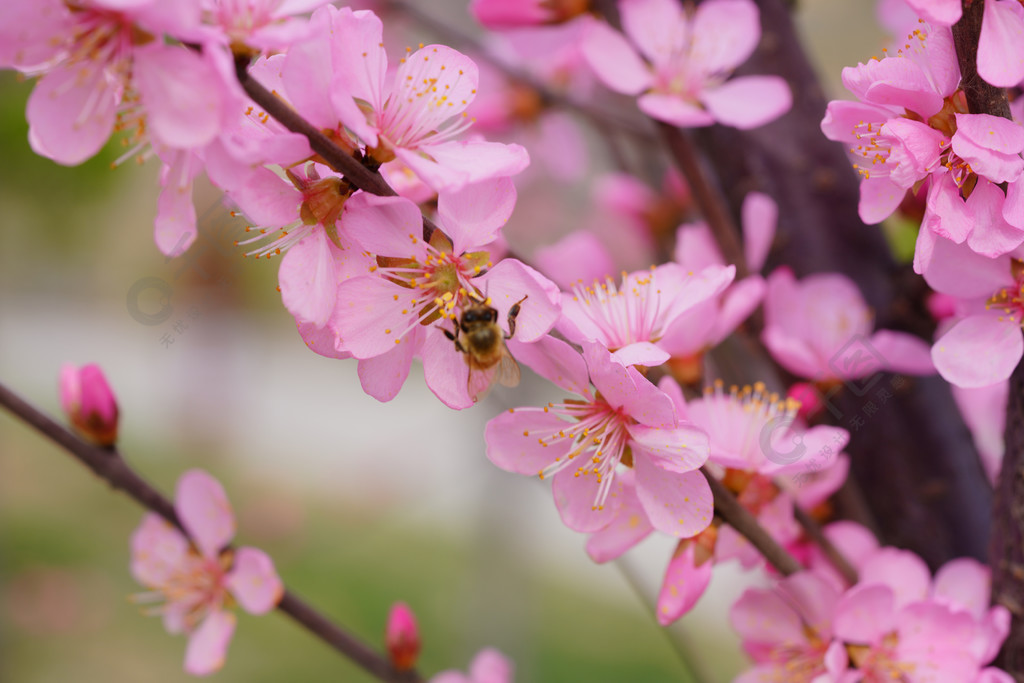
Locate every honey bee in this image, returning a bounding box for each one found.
[445,291,528,403]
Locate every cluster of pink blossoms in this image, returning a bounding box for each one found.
[14,0,1020,678]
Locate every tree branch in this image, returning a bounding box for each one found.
[702,466,803,576]
[0,380,421,683]
[234,60,439,242]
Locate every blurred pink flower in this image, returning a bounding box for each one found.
[761,268,935,383]
[130,470,283,676]
[59,363,119,446]
[581,0,791,129]
[432,648,514,683]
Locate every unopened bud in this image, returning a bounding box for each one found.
[59,364,119,446]
[787,382,822,422]
[386,602,420,671]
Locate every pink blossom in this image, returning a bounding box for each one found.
[558,263,735,368]
[386,602,420,671]
[761,268,935,383]
[203,0,331,52]
[331,183,560,408]
[431,648,513,683]
[486,339,712,537]
[580,0,791,129]
[655,535,715,625]
[730,572,847,683]
[293,6,529,191]
[662,191,777,366]
[59,363,120,446]
[922,236,1024,387]
[130,470,283,676]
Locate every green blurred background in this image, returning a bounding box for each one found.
[0,1,883,680]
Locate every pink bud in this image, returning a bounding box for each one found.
[787,382,823,422]
[59,364,119,446]
[385,602,420,671]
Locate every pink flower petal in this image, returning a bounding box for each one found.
[966,180,1024,258]
[932,315,1024,388]
[629,423,709,473]
[634,456,713,538]
[130,514,189,587]
[585,471,654,562]
[933,557,991,619]
[507,335,590,396]
[333,276,420,359]
[176,470,235,560]
[420,328,475,410]
[356,328,420,403]
[134,44,225,149]
[226,547,283,615]
[343,193,430,261]
[278,231,339,327]
[637,93,715,128]
[225,167,302,226]
[282,9,357,132]
[328,7,387,112]
[952,381,1008,484]
[730,582,804,646]
[438,177,517,254]
[27,64,116,165]
[184,610,236,676]
[613,341,670,367]
[858,547,931,608]
[691,0,762,72]
[675,222,724,271]
[656,541,713,625]
[904,0,962,25]
[953,114,1024,182]
[868,329,935,375]
[859,176,906,224]
[710,277,766,344]
[485,408,573,475]
[701,76,792,130]
[468,648,514,683]
[619,0,686,67]
[742,192,777,271]
[400,140,531,192]
[921,234,1012,298]
[832,583,895,643]
[552,466,621,533]
[978,0,1024,88]
[580,18,653,95]
[584,344,676,427]
[534,230,616,290]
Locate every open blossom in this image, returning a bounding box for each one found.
[486,338,712,537]
[666,191,776,380]
[332,181,560,408]
[821,21,1024,265]
[558,263,735,368]
[731,572,848,682]
[922,236,1024,388]
[130,470,283,676]
[432,648,514,683]
[761,268,935,383]
[581,0,792,129]
[295,6,529,191]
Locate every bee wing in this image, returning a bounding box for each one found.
[494,351,521,389]
[467,364,499,404]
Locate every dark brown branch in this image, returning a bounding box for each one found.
[234,61,438,242]
[658,123,749,280]
[702,466,803,576]
[0,380,421,683]
[792,505,858,585]
[951,0,1012,120]
[693,0,992,569]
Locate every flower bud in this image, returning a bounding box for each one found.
[787,382,823,422]
[385,601,420,671]
[60,364,119,446]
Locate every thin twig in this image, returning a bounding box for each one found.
[951,0,1012,120]
[0,380,421,683]
[657,123,749,280]
[702,466,803,576]
[234,60,438,242]
[792,505,858,585]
